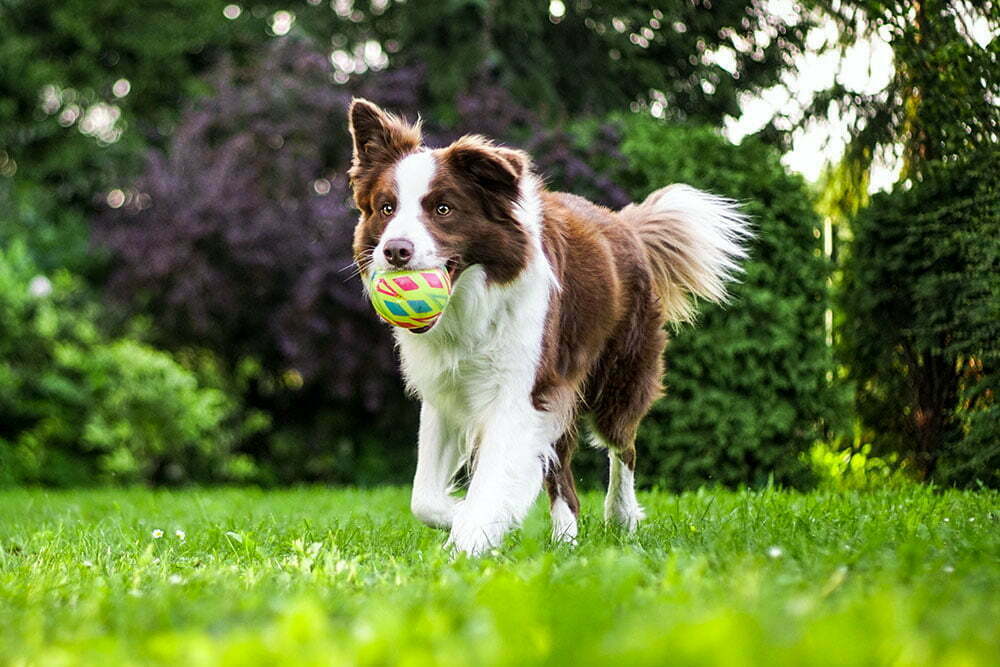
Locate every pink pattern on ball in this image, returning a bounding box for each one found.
[421,272,443,289]
[393,276,420,291]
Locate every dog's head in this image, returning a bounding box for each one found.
[348,99,533,287]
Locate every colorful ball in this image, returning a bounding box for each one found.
[369,268,452,331]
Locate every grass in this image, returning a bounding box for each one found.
[0,485,998,666]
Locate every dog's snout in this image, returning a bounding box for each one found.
[383,238,414,268]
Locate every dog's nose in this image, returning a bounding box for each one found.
[383,238,414,268]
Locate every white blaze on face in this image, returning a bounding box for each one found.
[373,150,443,271]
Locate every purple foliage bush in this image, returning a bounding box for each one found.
[97,40,394,409]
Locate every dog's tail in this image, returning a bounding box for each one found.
[618,184,752,324]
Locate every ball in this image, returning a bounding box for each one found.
[369,268,452,331]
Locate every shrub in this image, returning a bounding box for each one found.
[590,116,838,490]
[0,240,257,486]
[839,147,999,487]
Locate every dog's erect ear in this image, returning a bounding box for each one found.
[492,147,529,182]
[348,98,422,183]
[447,136,529,206]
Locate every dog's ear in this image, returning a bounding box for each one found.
[493,147,530,182]
[348,98,422,185]
[447,137,529,206]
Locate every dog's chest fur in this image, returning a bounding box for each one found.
[395,248,554,443]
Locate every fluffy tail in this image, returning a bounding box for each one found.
[618,184,752,323]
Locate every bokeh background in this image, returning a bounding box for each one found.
[0,0,996,489]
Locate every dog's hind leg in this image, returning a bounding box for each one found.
[599,436,645,532]
[545,430,580,544]
[588,405,647,532]
[588,304,666,533]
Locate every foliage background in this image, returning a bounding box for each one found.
[0,0,996,488]
[613,118,836,489]
[838,147,999,487]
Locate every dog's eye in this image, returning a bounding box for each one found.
[435,203,451,216]
[380,203,394,216]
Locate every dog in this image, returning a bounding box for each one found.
[348,99,751,555]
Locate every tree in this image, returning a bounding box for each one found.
[365,0,816,125]
[805,1,1000,484]
[803,0,999,208]
[839,147,999,485]
[0,0,818,201]
[0,0,271,201]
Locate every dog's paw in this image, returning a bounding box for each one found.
[410,495,458,530]
[604,502,645,533]
[550,498,579,545]
[445,503,508,557]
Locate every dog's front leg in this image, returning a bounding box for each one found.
[447,401,547,556]
[410,402,462,530]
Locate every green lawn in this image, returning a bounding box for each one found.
[0,486,997,666]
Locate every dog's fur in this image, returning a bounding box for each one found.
[348,99,751,555]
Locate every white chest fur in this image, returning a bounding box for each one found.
[393,175,571,555]
[395,251,553,452]
[395,174,557,450]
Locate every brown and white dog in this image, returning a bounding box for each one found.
[348,99,750,555]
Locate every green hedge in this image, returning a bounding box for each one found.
[581,116,839,489]
[839,148,999,487]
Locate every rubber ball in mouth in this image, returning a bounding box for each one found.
[369,268,452,332]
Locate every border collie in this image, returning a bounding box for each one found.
[348,99,750,555]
